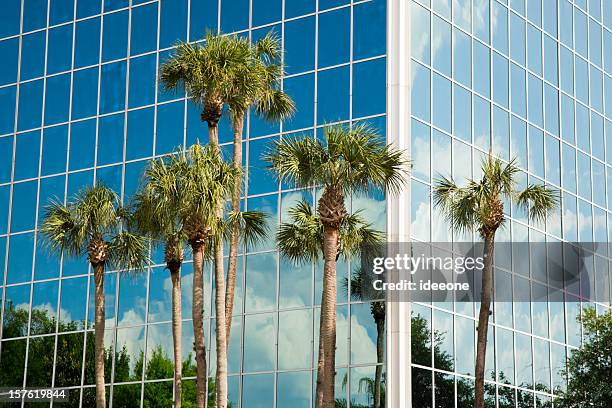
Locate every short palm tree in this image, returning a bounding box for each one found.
[433,155,558,408]
[40,185,148,408]
[346,268,386,408]
[132,156,190,408]
[224,31,294,346]
[266,124,408,407]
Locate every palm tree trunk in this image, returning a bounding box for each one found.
[225,113,244,346]
[203,104,229,408]
[214,238,228,408]
[475,234,495,408]
[209,124,219,151]
[170,265,183,408]
[203,104,222,408]
[191,243,208,408]
[93,263,106,408]
[374,317,385,408]
[316,227,339,408]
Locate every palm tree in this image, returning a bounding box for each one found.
[433,155,558,408]
[224,31,294,348]
[159,34,252,408]
[131,155,190,408]
[40,185,148,408]
[346,268,386,408]
[267,124,408,407]
[181,143,239,408]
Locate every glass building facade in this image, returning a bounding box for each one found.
[408,0,612,407]
[0,0,611,407]
[0,0,387,407]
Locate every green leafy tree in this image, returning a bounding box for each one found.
[433,155,557,408]
[40,185,148,408]
[555,307,612,407]
[267,124,408,407]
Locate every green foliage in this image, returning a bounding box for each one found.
[159,33,252,108]
[132,154,188,245]
[277,201,383,263]
[224,210,269,248]
[226,31,295,122]
[182,143,239,238]
[433,155,558,235]
[555,307,612,407]
[40,184,148,271]
[266,124,408,195]
[133,144,240,252]
[0,304,233,407]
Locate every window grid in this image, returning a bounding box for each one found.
[410,0,611,406]
[0,0,388,407]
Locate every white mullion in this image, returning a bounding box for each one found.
[71,0,90,404]
[386,0,412,406]
[121,1,133,204]
[7,2,27,405]
[93,1,105,183]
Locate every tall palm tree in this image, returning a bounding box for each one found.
[132,155,190,408]
[224,31,294,347]
[267,125,408,407]
[40,185,148,408]
[160,34,252,408]
[346,268,386,408]
[433,155,558,408]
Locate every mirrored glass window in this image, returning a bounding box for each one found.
[284,17,315,75]
[0,39,19,86]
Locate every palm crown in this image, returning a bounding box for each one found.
[135,144,239,244]
[277,201,383,263]
[433,155,558,237]
[225,31,295,122]
[266,124,407,195]
[41,184,148,271]
[132,144,267,251]
[159,33,244,125]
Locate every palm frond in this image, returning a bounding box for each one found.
[480,155,520,197]
[255,31,281,62]
[339,211,384,260]
[433,177,480,234]
[40,199,84,258]
[182,143,240,238]
[264,136,325,188]
[72,184,121,235]
[323,123,409,194]
[515,184,559,224]
[432,176,460,210]
[346,266,376,302]
[132,154,186,243]
[225,210,269,247]
[277,201,322,263]
[107,231,150,273]
[256,88,296,122]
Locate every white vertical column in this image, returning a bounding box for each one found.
[386,0,412,406]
